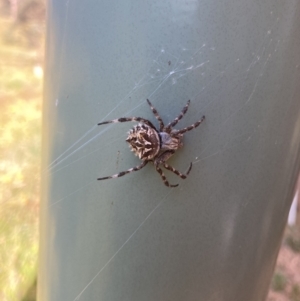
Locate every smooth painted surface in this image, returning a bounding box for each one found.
[39,0,300,300]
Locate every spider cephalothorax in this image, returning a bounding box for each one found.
[97,99,205,187]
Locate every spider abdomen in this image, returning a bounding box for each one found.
[126,123,160,160]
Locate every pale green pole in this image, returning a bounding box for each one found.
[39,0,300,300]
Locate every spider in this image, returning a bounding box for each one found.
[97,99,205,187]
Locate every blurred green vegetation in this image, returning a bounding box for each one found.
[0,0,45,300]
[291,284,300,301]
[285,226,300,253]
[271,272,287,292]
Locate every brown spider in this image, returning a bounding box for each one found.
[97,99,205,187]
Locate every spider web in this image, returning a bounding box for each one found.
[47,27,282,205]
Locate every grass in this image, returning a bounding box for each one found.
[0,8,44,300]
[291,284,300,301]
[285,226,300,253]
[271,272,287,291]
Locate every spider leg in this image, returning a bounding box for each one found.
[153,150,175,165]
[165,100,191,131]
[176,115,205,134]
[98,117,156,129]
[155,165,179,188]
[97,161,148,181]
[146,99,165,131]
[163,162,192,179]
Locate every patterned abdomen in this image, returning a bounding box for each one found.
[126,124,160,160]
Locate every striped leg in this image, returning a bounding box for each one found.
[147,99,164,131]
[163,162,192,179]
[97,161,148,181]
[165,100,191,131]
[155,165,179,188]
[176,116,205,134]
[98,117,156,129]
